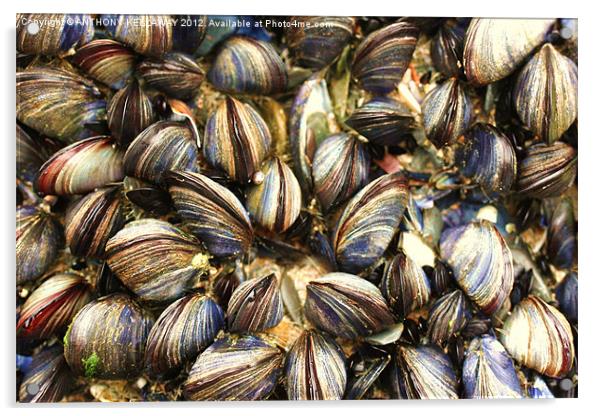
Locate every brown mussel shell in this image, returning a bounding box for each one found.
[107,79,155,148]
[138,53,204,100]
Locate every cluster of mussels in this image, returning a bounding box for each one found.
[16,14,578,402]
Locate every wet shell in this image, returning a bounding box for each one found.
[500,296,574,378]
[107,79,155,148]
[305,273,395,339]
[227,274,284,333]
[183,334,283,400]
[172,15,208,54]
[137,53,204,100]
[463,18,555,85]
[123,121,198,185]
[344,349,391,399]
[16,124,61,182]
[71,39,137,89]
[422,78,472,148]
[426,289,470,346]
[529,375,555,398]
[16,205,64,284]
[513,43,578,144]
[462,335,523,399]
[332,172,409,273]
[203,97,272,184]
[36,136,124,196]
[105,219,210,303]
[430,19,467,78]
[515,142,577,199]
[18,345,73,403]
[546,197,577,269]
[285,330,347,400]
[64,186,125,259]
[17,273,93,340]
[103,14,173,57]
[167,170,254,258]
[17,13,93,56]
[208,36,288,95]
[556,272,577,324]
[144,294,225,378]
[440,220,514,315]
[64,293,154,379]
[16,67,106,142]
[286,17,355,69]
[351,22,419,94]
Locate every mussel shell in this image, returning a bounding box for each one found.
[463,18,555,85]
[286,17,355,70]
[105,219,210,303]
[18,345,73,403]
[64,293,154,379]
[16,67,106,142]
[183,334,283,400]
[515,142,577,199]
[456,123,517,196]
[428,259,454,297]
[430,19,466,78]
[351,22,419,94]
[64,186,125,259]
[462,335,523,398]
[36,136,124,196]
[556,272,578,324]
[285,330,347,400]
[208,36,288,95]
[501,295,575,378]
[172,15,208,54]
[17,13,94,56]
[16,124,61,182]
[513,43,578,144]
[440,220,514,315]
[344,348,390,400]
[227,274,283,333]
[144,293,225,378]
[103,14,173,57]
[166,170,254,258]
[71,39,137,89]
[16,205,64,284]
[212,267,245,310]
[203,97,272,184]
[546,197,577,269]
[107,79,155,148]
[17,273,93,340]
[246,158,302,233]
[345,97,415,146]
[422,77,472,148]
[305,272,395,339]
[529,375,555,398]
[426,289,470,346]
[137,53,204,100]
[333,172,409,273]
[124,121,199,185]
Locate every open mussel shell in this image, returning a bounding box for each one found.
[16,67,106,142]
[16,124,61,182]
[305,273,395,339]
[333,172,409,273]
[138,53,204,100]
[462,335,523,398]
[65,186,125,259]
[380,252,431,319]
[513,43,578,144]
[144,293,225,379]
[17,13,93,56]
[351,22,419,94]
[440,220,514,315]
[203,97,272,184]
[107,79,155,148]
[344,348,391,399]
[18,345,73,403]
[345,97,415,147]
[397,344,459,399]
[456,123,517,196]
[500,295,575,378]
[556,272,578,324]
[426,289,470,346]
[183,334,283,401]
[463,18,555,85]
[286,17,355,70]
[208,36,288,95]
[103,14,173,57]
[285,330,347,400]
[430,19,466,78]
[16,205,64,284]
[17,273,93,340]
[105,219,211,303]
[515,142,577,199]
[64,293,154,379]
[71,39,137,89]
[422,77,472,148]
[546,197,577,269]
[227,274,283,333]
[166,170,254,258]
[124,121,199,185]
[36,136,124,196]
[246,158,302,233]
